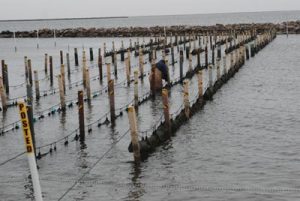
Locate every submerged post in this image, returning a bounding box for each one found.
[89,47,94,61]
[44,54,48,74]
[27,59,33,86]
[98,48,103,82]
[60,64,66,94]
[58,74,66,111]
[179,49,183,81]
[128,106,141,162]
[183,80,190,119]
[85,68,91,102]
[0,76,7,111]
[49,56,53,86]
[60,50,63,65]
[78,90,85,142]
[34,71,40,100]
[66,53,71,77]
[108,79,116,124]
[74,48,79,66]
[197,70,203,98]
[134,70,139,107]
[125,57,130,85]
[162,88,171,138]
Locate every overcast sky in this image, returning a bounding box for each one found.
[0,0,299,20]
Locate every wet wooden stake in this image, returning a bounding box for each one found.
[216,59,221,80]
[103,43,106,57]
[89,48,93,61]
[3,64,9,94]
[128,106,140,162]
[78,90,85,142]
[188,52,193,72]
[27,59,33,86]
[197,70,203,98]
[98,48,103,82]
[127,49,131,74]
[24,57,28,81]
[139,48,144,79]
[58,74,66,111]
[162,88,171,138]
[121,41,125,61]
[34,71,40,100]
[223,56,227,75]
[74,48,79,66]
[108,79,116,123]
[44,54,48,74]
[113,52,117,77]
[205,46,208,68]
[134,70,139,107]
[82,50,87,88]
[60,50,63,65]
[208,64,213,88]
[150,61,156,96]
[85,68,91,102]
[179,49,183,81]
[0,77,7,111]
[183,80,190,119]
[60,64,66,94]
[125,58,130,85]
[49,56,53,86]
[106,63,111,84]
[66,53,71,77]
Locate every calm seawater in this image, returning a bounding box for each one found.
[0,12,299,201]
[0,10,300,31]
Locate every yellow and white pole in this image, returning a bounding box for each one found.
[18,102,43,201]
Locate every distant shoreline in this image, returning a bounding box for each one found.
[0,16,129,23]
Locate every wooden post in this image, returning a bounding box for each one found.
[78,90,85,142]
[0,77,7,111]
[97,48,103,82]
[205,46,208,68]
[106,63,111,84]
[113,52,117,77]
[139,48,144,79]
[121,41,125,61]
[3,64,9,94]
[216,59,221,80]
[49,56,53,86]
[58,74,66,111]
[179,49,183,81]
[188,52,193,72]
[27,59,33,86]
[134,70,138,107]
[89,47,93,61]
[82,50,87,88]
[44,54,48,74]
[74,48,79,66]
[125,58,130,85]
[208,64,213,88]
[60,64,66,94]
[85,68,91,102]
[103,43,106,57]
[60,50,63,65]
[197,70,203,98]
[34,71,40,100]
[171,41,175,65]
[162,88,171,137]
[24,56,28,81]
[108,79,116,123]
[223,56,227,75]
[66,53,71,77]
[128,106,140,162]
[183,80,190,119]
[150,61,156,96]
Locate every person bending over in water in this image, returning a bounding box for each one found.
[149,60,169,91]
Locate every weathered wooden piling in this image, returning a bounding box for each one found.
[27,59,33,86]
[82,50,87,88]
[74,48,79,66]
[121,41,125,61]
[188,52,193,72]
[34,71,40,100]
[85,68,91,102]
[205,46,208,68]
[139,48,144,79]
[128,106,140,162]
[216,59,221,80]
[58,74,66,111]
[49,56,53,86]
[0,77,7,111]
[127,49,131,74]
[208,64,213,88]
[108,79,116,124]
[106,63,111,83]
[183,80,190,118]
[66,53,71,77]
[134,70,139,107]
[162,88,171,137]
[197,70,203,98]
[113,52,117,77]
[89,48,94,61]
[60,50,63,65]
[60,64,66,94]
[180,49,184,81]
[125,58,130,85]
[3,64,9,94]
[24,57,28,81]
[44,54,48,74]
[150,61,156,96]
[78,90,85,142]
[98,48,103,82]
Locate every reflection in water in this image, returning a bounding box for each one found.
[127,162,145,201]
[24,174,34,201]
